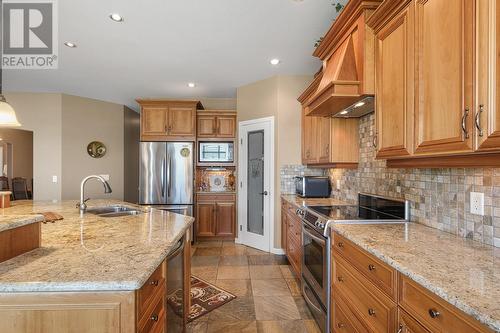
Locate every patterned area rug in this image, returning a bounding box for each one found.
[167,276,237,322]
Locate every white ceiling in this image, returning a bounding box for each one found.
[5,0,341,110]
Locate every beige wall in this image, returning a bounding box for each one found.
[0,129,33,182]
[237,75,312,249]
[4,93,62,201]
[61,95,125,200]
[124,107,140,203]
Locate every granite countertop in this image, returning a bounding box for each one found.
[0,213,44,232]
[281,194,351,207]
[0,200,194,293]
[332,223,500,332]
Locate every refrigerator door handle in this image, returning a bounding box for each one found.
[161,157,166,199]
[166,154,172,198]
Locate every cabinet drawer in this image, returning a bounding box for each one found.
[286,233,301,276]
[138,292,165,333]
[333,293,370,333]
[399,275,491,333]
[333,256,397,333]
[287,213,302,241]
[398,308,430,333]
[137,263,166,318]
[333,232,397,299]
[197,194,236,202]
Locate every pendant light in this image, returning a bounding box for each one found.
[0,0,21,127]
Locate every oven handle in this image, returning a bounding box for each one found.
[302,224,326,245]
[302,282,324,314]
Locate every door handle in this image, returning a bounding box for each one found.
[462,108,470,139]
[167,154,173,197]
[475,105,484,137]
[259,191,268,196]
[161,158,166,198]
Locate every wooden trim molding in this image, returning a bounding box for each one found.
[366,0,413,32]
[386,153,500,168]
[305,163,358,169]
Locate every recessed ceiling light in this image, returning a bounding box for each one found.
[109,13,124,22]
[339,110,349,115]
[270,58,281,65]
[354,101,365,108]
[187,83,196,88]
[64,42,77,48]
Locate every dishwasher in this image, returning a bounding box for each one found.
[166,235,186,333]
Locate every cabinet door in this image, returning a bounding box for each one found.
[476,0,500,151]
[141,107,168,140]
[398,309,430,333]
[281,205,288,251]
[216,116,236,138]
[375,5,414,158]
[196,203,216,237]
[317,117,331,163]
[168,106,196,138]
[215,202,235,237]
[197,115,217,137]
[414,0,474,155]
[302,108,318,164]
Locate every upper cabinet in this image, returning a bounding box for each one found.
[304,0,382,117]
[197,110,236,139]
[137,100,202,141]
[368,0,500,167]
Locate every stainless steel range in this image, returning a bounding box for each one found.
[297,193,410,333]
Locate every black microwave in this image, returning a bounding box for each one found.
[198,142,234,163]
[295,176,331,198]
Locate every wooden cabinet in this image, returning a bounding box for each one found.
[373,2,414,158]
[413,0,475,156]
[330,230,493,333]
[476,0,500,151]
[281,199,302,277]
[196,111,236,138]
[196,193,236,239]
[137,100,201,141]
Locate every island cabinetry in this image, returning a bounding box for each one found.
[136,261,166,333]
[0,222,41,263]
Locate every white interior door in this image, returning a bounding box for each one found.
[238,117,274,252]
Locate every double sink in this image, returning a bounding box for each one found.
[86,205,144,218]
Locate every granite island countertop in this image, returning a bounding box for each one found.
[332,223,500,332]
[0,200,194,293]
[0,213,44,232]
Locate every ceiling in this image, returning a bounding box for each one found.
[5,0,342,110]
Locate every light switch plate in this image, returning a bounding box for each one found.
[336,179,341,190]
[52,175,57,183]
[470,192,484,216]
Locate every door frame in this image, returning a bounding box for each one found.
[236,116,275,253]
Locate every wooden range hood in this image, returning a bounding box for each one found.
[304,0,382,117]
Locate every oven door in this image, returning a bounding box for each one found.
[302,222,328,306]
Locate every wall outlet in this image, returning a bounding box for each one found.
[100,174,110,181]
[52,175,57,183]
[336,179,341,190]
[470,192,484,216]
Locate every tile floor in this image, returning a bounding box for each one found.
[187,241,321,333]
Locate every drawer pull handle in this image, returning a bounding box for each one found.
[150,280,159,286]
[337,242,344,248]
[428,309,440,319]
[150,314,159,322]
[337,322,346,328]
[368,308,376,316]
[368,264,376,271]
[337,276,344,282]
[397,324,403,333]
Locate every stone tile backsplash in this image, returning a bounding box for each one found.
[280,165,325,194]
[328,113,500,247]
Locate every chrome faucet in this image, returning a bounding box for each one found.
[78,175,113,214]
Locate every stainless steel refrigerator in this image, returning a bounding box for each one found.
[139,142,194,218]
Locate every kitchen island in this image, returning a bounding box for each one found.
[0,200,194,333]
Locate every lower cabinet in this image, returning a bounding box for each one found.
[330,231,493,333]
[196,193,236,239]
[281,199,302,277]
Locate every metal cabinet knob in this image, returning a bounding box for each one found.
[368,308,376,316]
[337,276,344,282]
[337,322,346,328]
[428,308,440,318]
[150,280,159,286]
[368,264,376,271]
[337,242,344,248]
[150,314,159,322]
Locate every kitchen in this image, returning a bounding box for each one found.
[0,0,499,333]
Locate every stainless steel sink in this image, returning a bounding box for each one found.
[86,205,143,218]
